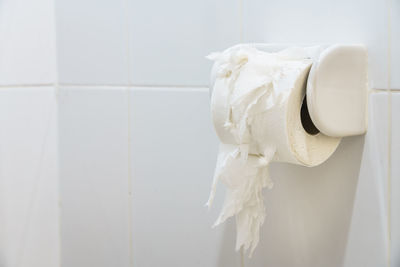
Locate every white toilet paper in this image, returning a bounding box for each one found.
[206,45,341,256]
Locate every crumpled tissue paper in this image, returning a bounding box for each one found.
[206,45,341,256]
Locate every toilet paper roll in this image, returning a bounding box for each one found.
[206,45,341,256]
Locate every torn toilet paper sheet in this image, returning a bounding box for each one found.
[206,45,341,257]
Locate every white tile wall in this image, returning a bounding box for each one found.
[391,92,400,266]
[0,0,56,85]
[129,88,240,267]
[0,88,59,267]
[392,1,400,89]
[0,0,399,266]
[243,0,390,90]
[56,0,130,85]
[342,92,389,267]
[58,87,130,267]
[127,0,241,86]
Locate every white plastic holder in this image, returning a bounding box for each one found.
[209,44,368,138]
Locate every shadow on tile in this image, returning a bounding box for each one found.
[217,136,365,267]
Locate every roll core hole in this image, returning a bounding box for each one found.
[301,96,320,135]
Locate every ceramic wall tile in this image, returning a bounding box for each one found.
[129,88,240,267]
[0,88,59,267]
[127,0,241,86]
[391,0,400,89]
[391,92,400,266]
[342,92,389,267]
[243,0,389,89]
[58,87,130,267]
[0,0,56,85]
[56,0,130,85]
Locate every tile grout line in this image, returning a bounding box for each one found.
[51,0,63,264]
[388,85,392,267]
[1,83,400,91]
[127,87,133,267]
[240,1,245,267]
[121,0,134,265]
[387,0,392,266]
[57,84,209,89]
[53,3,63,265]
[239,0,243,42]
[0,84,55,88]
[0,84,210,89]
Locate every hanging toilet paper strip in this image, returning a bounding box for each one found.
[207,45,341,256]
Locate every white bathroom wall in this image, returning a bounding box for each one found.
[55,0,129,84]
[392,2,400,89]
[0,0,59,266]
[129,88,240,267]
[392,93,400,267]
[0,0,56,85]
[58,88,130,267]
[126,0,241,85]
[0,88,59,267]
[243,0,390,89]
[0,0,399,267]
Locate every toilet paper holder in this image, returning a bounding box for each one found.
[209,44,368,138]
